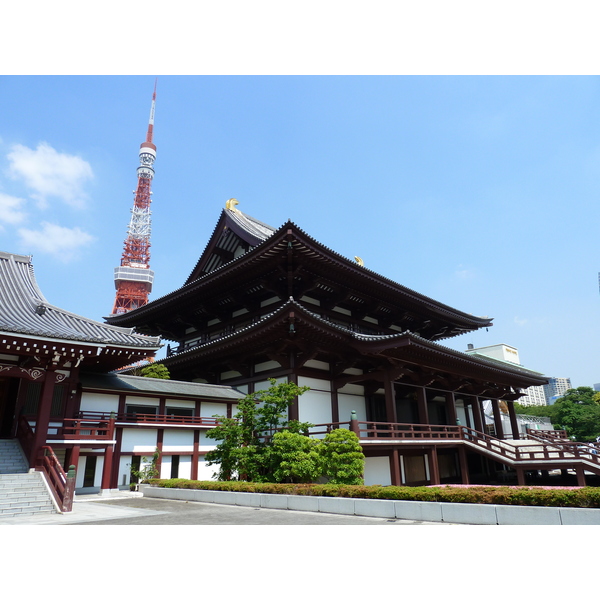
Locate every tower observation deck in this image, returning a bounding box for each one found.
[111,84,157,315]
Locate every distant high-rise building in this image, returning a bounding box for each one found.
[544,377,572,404]
[465,343,548,407]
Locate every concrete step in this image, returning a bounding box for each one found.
[0,472,57,517]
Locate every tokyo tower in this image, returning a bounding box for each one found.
[111,83,157,315]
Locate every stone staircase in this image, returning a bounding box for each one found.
[0,439,58,518]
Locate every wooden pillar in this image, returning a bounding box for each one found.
[472,397,484,433]
[66,445,80,474]
[288,357,299,422]
[156,429,164,478]
[516,466,526,486]
[445,391,457,425]
[428,446,440,485]
[576,466,586,487]
[507,401,520,440]
[101,444,114,490]
[384,372,397,423]
[330,380,340,424]
[458,446,469,484]
[491,399,504,439]
[30,371,57,466]
[191,430,200,480]
[390,450,402,486]
[416,387,429,424]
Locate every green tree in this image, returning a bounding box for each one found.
[269,431,323,483]
[551,387,600,442]
[204,379,310,482]
[319,428,364,484]
[141,363,170,379]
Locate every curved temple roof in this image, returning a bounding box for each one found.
[0,251,161,350]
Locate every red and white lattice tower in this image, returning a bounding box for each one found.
[111,83,157,315]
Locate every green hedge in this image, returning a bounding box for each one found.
[148,479,600,508]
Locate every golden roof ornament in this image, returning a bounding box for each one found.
[225,198,239,212]
[354,256,364,267]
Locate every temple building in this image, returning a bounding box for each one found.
[106,202,598,487]
[0,251,243,513]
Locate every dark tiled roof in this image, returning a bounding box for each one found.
[0,251,161,349]
[226,208,275,243]
[79,372,245,400]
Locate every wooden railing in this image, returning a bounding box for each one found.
[15,417,76,512]
[525,428,569,442]
[36,447,76,512]
[52,417,114,440]
[334,419,600,472]
[76,411,221,428]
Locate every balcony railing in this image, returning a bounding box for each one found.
[76,411,221,428]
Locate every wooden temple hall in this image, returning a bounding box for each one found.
[105,201,600,488]
[2,202,600,516]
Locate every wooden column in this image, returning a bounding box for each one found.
[575,466,586,487]
[491,399,504,439]
[390,450,402,486]
[516,466,526,486]
[191,430,200,480]
[156,429,164,478]
[330,380,340,424]
[288,357,299,422]
[384,372,397,423]
[458,446,469,484]
[472,397,484,433]
[30,371,57,466]
[101,444,114,490]
[428,447,440,485]
[445,391,458,425]
[507,401,520,440]
[416,387,429,424]
[66,445,80,474]
[100,414,116,491]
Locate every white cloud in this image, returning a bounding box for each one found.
[7,142,93,208]
[17,222,95,261]
[0,193,28,228]
[455,265,475,280]
[514,316,528,326]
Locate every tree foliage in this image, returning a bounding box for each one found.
[204,379,365,484]
[141,363,170,379]
[516,387,600,442]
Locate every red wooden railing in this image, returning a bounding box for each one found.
[76,411,221,428]
[16,417,76,512]
[36,446,76,512]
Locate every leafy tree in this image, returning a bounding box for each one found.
[204,379,310,482]
[514,402,555,419]
[141,363,170,379]
[269,431,323,483]
[204,379,366,484]
[551,387,600,442]
[319,428,364,484]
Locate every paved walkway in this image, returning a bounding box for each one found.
[0,491,460,525]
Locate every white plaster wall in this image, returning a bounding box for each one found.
[297,389,332,426]
[179,456,192,479]
[199,431,218,451]
[162,429,194,451]
[118,455,134,487]
[298,376,330,391]
[338,392,366,424]
[80,392,119,413]
[364,456,391,486]
[254,377,286,392]
[165,399,195,409]
[200,402,227,418]
[197,457,219,481]
[121,428,158,452]
[125,396,159,406]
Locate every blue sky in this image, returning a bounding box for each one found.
[1,75,598,387]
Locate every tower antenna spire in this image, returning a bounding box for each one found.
[111,83,157,315]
